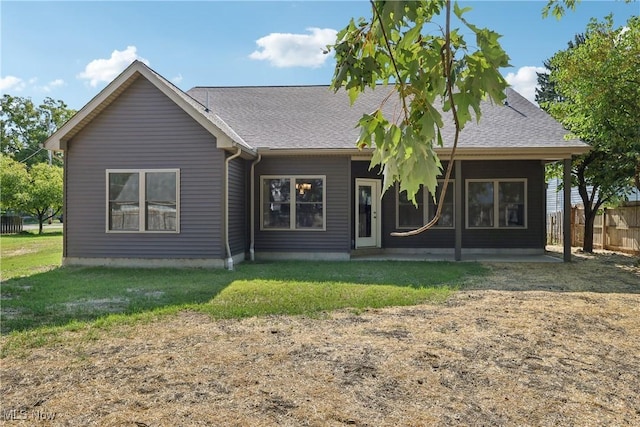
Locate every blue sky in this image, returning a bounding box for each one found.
[1,1,638,110]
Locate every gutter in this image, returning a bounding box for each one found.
[224,147,243,270]
[249,153,262,261]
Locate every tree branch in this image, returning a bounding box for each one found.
[391,0,459,237]
[370,0,410,124]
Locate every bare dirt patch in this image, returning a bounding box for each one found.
[1,248,639,426]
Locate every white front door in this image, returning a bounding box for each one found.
[355,179,381,248]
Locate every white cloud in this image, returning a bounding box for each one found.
[0,76,66,95]
[41,79,65,93]
[171,74,183,84]
[78,46,149,87]
[0,75,26,92]
[504,66,547,104]
[249,27,337,68]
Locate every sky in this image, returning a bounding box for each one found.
[1,0,638,110]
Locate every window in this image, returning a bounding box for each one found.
[261,176,325,230]
[107,169,179,232]
[466,179,526,229]
[396,181,454,229]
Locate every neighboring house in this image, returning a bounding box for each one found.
[44,61,589,268]
[547,178,640,213]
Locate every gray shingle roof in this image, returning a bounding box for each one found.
[186,85,587,152]
[143,64,252,151]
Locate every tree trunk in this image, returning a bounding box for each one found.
[37,212,45,235]
[582,208,596,253]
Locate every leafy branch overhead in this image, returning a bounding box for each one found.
[328,0,509,234]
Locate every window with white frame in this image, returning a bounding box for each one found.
[261,176,325,230]
[396,181,454,229]
[107,169,179,232]
[466,179,526,229]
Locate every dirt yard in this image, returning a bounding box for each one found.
[1,248,639,426]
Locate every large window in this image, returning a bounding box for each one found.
[261,176,325,230]
[107,169,179,232]
[396,181,454,229]
[466,179,526,229]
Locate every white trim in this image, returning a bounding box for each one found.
[465,178,527,229]
[355,178,381,248]
[106,169,180,233]
[44,61,255,155]
[256,146,589,160]
[259,175,327,231]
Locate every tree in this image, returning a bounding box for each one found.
[329,0,509,235]
[0,154,63,234]
[327,0,585,236]
[0,95,75,166]
[535,34,585,107]
[0,154,29,213]
[20,162,64,234]
[538,15,640,252]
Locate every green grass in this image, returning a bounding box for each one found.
[1,230,63,280]
[1,231,487,355]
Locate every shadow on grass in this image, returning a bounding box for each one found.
[0,261,484,335]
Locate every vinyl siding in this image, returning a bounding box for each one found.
[228,155,248,256]
[254,156,351,253]
[461,160,545,249]
[377,162,454,249]
[65,76,225,259]
[354,160,544,250]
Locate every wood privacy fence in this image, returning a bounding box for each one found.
[548,205,640,254]
[1,215,23,234]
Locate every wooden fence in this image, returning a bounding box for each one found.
[1,215,23,234]
[547,204,640,254]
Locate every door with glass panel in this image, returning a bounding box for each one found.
[355,179,381,248]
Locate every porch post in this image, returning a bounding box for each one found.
[563,158,572,262]
[455,160,462,261]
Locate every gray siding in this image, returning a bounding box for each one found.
[228,155,248,256]
[461,160,545,249]
[254,156,351,253]
[65,77,226,259]
[381,162,455,249]
[357,160,545,250]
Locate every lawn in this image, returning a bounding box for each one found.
[0,231,486,339]
[1,230,63,280]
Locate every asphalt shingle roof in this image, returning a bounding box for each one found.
[186,85,586,152]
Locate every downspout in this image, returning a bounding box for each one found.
[225,147,243,270]
[249,153,262,261]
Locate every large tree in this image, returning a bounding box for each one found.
[538,15,640,252]
[0,95,75,166]
[0,154,63,234]
[22,162,64,234]
[329,0,509,235]
[328,0,586,236]
[0,154,29,213]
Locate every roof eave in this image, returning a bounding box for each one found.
[435,145,591,160]
[44,63,144,151]
[44,61,256,157]
[256,144,590,160]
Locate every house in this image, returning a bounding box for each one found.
[44,61,589,268]
[547,178,640,214]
